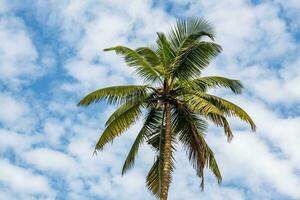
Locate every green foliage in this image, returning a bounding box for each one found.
[77,85,148,106]
[78,17,256,199]
[168,17,215,51]
[172,102,222,188]
[187,76,243,94]
[171,41,222,81]
[136,47,161,67]
[146,156,161,197]
[155,32,175,72]
[105,46,162,83]
[194,93,256,131]
[122,109,163,175]
[94,102,142,151]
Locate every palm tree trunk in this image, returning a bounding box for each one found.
[161,103,171,200]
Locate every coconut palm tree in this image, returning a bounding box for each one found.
[78,18,256,200]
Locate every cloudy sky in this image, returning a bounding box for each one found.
[0,0,300,199]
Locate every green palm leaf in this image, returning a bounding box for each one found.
[173,103,221,189]
[78,85,148,106]
[168,17,215,51]
[194,92,256,131]
[94,101,143,151]
[186,95,234,141]
[146,156,161,198]
[186,95,224,116]
[156,33,175,72]
[187,76,243,94]
[122,109,162,175]
[136,47,161,67]
[207,113,234,142]
[171,41,222,81]
[104,46,161,82]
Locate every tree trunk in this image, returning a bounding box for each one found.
[161,103,171,200]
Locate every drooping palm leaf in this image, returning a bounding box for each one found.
[203,138,222,183]
[172,102,222,189]
[122,108,162,175]
[146,156,161,198]
[185,95,224,116]
[207,113,234,142]
[172,103,207,188]
[192,92,256,131]
[185,95,234,141]
[95,102,143,151]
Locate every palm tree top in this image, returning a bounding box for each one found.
[78,17,256,200]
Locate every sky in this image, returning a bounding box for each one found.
[0,0,300,199]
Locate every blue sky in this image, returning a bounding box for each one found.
[0,0,300,199]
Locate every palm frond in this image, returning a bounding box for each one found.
[172,103,206,188]
[194,93,256,131]
[94,102,143,151]
[121,109,162,175]
[104,46,161,82]
[172,102,221,189]
[78,85,148,106]
[186,95,224,116]
[136,47,161,67]
[171,41,222,81]
[146,156,161,198]
[204,140,222,183]
[207,113,234,142]
[186,76,243,94]
[168,17,215,51]
[185,95,234,141]
[156,32,175,72]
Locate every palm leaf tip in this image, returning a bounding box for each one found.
[103,47,114,51]
[250,121,256,132]
[77,98,91,107]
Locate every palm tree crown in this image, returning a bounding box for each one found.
[78,17,256,200]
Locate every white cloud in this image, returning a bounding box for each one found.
[276,0,300,31]
[43,0,175,93]
[22,148,77,175]
[0,94,27,124]
[43,119,66,146]
[235,97,300,169]
[208,132,300,199]
[0,129,38,153]
[0,0,57,89]
[182,0,295,61]
[0,93,34,131]
[0,159,54,198]
[0,16,39,88]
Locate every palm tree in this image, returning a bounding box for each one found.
[78,18,256,200]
